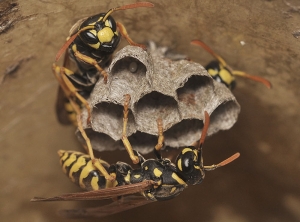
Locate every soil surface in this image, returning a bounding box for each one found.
[0,0,300,221]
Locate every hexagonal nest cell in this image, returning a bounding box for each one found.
[79,42,240,154]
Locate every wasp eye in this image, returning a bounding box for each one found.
[81,31,98,44]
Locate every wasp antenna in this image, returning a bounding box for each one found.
[197,111,210,150]
[55,25,94,62]
[102,2,154,22]
[217,152,240,167]
[231,70,272,89]
[191,40,228,68]
[203,152,240,171]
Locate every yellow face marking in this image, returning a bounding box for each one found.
[170,187,177,194]
[96,16,104,22]
[177,158,182,171]
[69,156,87,182]
[97,27,114,43]
[219,68,234,85]
[153,168,162,177]
[144,166,148,171]
[88,21,96,26]
[88,42,100,49]
[89,29,97,36]
[105,20,110,27]
[208,68,219,77]
[172,173,186,185]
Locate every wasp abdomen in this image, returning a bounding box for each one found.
[58,150,110,191]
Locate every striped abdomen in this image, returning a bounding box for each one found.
[58,150,111,191]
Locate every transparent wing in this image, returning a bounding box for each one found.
[31,180,154,202]
[58,195,153,218]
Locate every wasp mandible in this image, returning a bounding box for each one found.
[32,95,240,217]
[191,40,272,90]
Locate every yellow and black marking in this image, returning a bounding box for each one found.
[58,150,114,191]
[206,60,236,89]
[54,2,154,127]
[32,111,240,217]
[191,39,272,89]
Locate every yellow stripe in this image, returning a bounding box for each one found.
[172,173,186,185]
[90,176,99,190]
[62,153,77,174]
[79,160,96,189]
[69,156,87,182]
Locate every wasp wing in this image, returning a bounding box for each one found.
[55,86,73,125]
[31,180,154,202]
[58,195,153,218]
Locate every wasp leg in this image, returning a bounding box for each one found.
[116,22,147,50]
[53,64,115,181]
[121,94,139,164]
[71,44,108,83]
[52,63,92,125]
[74,103,115,182]
[154,118,165,160]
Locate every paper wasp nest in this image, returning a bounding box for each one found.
[80,43,240,154]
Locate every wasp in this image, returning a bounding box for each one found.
[31,95,240,218]
[191,40,272,90]
[53,3,154,180]
[53,2,154,126]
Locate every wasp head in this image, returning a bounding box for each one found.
[175,146,205,185]
[79,13,120,52]
[206,60,236,89]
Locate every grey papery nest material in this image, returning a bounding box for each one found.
[79,43,240,154]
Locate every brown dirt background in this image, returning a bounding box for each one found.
[0,0,300,221]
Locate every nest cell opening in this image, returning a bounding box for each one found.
[209,100,240,134]
[135,91,180,134]
[176,75,214,118]
[164,118,204,148]
[91,101,136,140]
[111,57,147,81]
